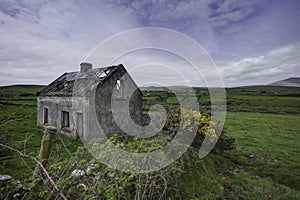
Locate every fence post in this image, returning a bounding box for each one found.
[34,126,57,176]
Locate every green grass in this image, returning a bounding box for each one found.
[228,95,300,106]
[0,97,37,105]
[0,85,44,97]
[1,106,299,199]
[185,110,300,199]
[0,104,80,178]
[142,96,159,101]
[223,170,300,199]
[166,96,181,104]
[180,153,300,199]
[144,86,300,114]
[226,95,300,114]
[1,85,300,199]
[224,112,300,191]
[226,85,300,97]
[174,154,227,199]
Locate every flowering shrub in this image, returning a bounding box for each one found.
[0,109,234,200]
[164,109,234,151]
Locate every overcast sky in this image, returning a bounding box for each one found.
[0,0,299,87]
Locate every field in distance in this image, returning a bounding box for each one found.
[0,84,299,199]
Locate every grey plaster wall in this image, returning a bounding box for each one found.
[37,96,89,138]
[95,70,142,136]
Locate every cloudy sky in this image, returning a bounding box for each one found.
[0,0,299,87]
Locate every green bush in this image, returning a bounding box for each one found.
[0,109,234,199]
[163,109,235,152]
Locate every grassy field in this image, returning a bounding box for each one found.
[142,85,300,198]
[142,85,300,115]
[0,85,299,199]
[171,111,300,199]
[224,112,300,197]
[0,85,44,97]
[0,104,80,178]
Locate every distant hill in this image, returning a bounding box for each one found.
[269,77,300,87]
[0,84,45,97]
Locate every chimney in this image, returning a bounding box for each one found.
[80,62,92,73]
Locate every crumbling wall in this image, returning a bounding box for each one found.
[37,96,89,138]
[37,66,142,139]
[95,69,142,136]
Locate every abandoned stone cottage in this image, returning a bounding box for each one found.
[37,63,142,139]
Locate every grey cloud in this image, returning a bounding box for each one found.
[221,42,300,86]
[0,0,299,87]
[106,0,216,50]
[0,0,139,86]
[208,0,267,31]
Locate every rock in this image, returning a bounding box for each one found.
[85,163,95,173]
[77,183,87,191]
[108,172,115,178]
[16,181,26,189]
[71,162,96,178]
[71,169,85,178]
[0,174,12,181]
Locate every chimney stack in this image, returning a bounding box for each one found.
[80,62,92,73]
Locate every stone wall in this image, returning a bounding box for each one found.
[37,96,89,138]
[37,68,142,139]
[95,69,142,136]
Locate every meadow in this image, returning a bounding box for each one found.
[0,85,299,199]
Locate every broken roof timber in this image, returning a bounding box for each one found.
[39,64,142,97]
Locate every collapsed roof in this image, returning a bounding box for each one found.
[39,64,127,97]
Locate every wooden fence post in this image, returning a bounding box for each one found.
[34,126,57,176]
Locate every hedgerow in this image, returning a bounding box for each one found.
[0,109,234,199]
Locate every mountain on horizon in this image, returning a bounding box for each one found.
[269,77,300,87]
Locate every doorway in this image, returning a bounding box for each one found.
[76,112,83,139]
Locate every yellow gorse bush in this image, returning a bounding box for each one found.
[181,109,217,139]
[169,109,218,143]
